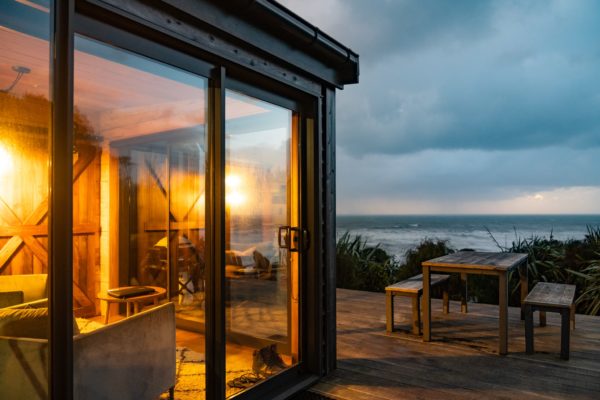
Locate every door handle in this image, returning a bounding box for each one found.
[278,226,290,249]
[278,226,309,252]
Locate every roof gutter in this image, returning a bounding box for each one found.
[238,0,360,85]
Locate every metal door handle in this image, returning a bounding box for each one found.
[278,226,309,252]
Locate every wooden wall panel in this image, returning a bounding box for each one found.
[0,93,100,317]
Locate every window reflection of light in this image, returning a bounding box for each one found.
[0,144,13,177]
[225,174,241,189]
[15,0,50,13]
[227,191,246,207]
[226,174,246,207]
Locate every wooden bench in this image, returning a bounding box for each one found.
[386,274,450,335]
[524,282,576,360]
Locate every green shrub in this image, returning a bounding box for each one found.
[396,239,454,281]
[336,234,453,292]
[336,226,600,315]
[500,225,600,314]
[336,232,401,292]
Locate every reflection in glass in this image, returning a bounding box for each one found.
[225,90,299,396]
[73,35,207,398]
[0,1,52,398]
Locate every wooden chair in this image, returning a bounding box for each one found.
[524,282,576,360]
[386,274,450,335]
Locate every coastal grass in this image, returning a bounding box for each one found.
[336,226,600,315]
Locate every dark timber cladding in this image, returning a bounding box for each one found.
[80,0,359,91]
[50,1,74,399]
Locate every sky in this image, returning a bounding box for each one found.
[279,0,600,215]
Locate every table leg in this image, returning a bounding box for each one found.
[134,302,140,314]
[499,272,508,355]
[561,309,570,360]
[540,311,547,327]
[525,304,534,354]
[412,295,421,335]
[519,261,528,320]
[126,302,131,318]
[386,291,394,333]
[442,285,449,315]
[422,266,432,342]
[460,272,468,313]
[104,302,110,325]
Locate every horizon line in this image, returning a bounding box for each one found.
[337,213,600,217]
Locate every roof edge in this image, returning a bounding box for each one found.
[242,0,360,85]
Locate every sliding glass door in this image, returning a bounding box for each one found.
[68,21,308,399]
[224,89,301,396]
[73,34,208,399]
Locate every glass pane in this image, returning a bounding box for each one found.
[73,35,207,399]
[225,90,299,396]
[0,1,52,398]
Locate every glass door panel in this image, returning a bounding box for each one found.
[0,1,52,398]
[224,90,300,396]
[73,34,207,399]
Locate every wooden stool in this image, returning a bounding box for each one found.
[524,282,576,360]
[386,274,450,335]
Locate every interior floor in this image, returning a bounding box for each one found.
[91,304,291,398]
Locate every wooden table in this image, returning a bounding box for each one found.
[422,252,528,355]
[97,286,166,324]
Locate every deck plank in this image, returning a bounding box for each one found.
[310,288,600,400]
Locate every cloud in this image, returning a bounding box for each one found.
[336,146,600,213]
[282,0,600,156]
[281,0,495,62]
[279,0,600,214]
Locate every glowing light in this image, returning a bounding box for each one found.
[0,144,13,177]
[226,174,246,207]
[227,190,246,207]
[533,194,544,201]
[226,174,241,189]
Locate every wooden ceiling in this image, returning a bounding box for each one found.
[1,25,271,142]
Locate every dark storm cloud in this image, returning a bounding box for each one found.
[279,0,600,213]
[337,146,600,201]
[283,0,495,62]
[283,0,600,156]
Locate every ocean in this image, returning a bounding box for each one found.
[336,215,600,260]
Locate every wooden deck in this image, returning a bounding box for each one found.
[309,289,600,400]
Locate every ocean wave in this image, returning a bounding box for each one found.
[337,214,600,260]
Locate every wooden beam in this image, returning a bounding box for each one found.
[144,158,179,222]
[144,221,203,232]
[0,223,98,237]
[21,235,49,269]
[0,238,24,273]
[73,281,94,309]
[0,146,97,271]
[0,197,22,226]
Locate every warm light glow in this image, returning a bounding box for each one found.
[226,174,246,207]
[0,144,14,177]
[226,174,241,189]
[227,190,246,207]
